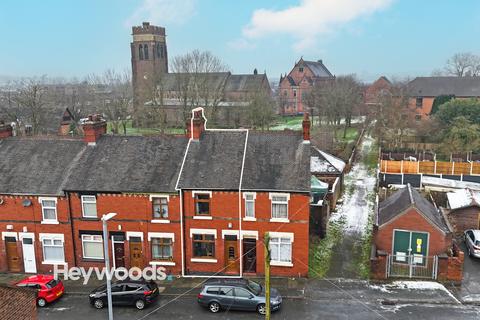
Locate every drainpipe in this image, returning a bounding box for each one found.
[67,192,77,267]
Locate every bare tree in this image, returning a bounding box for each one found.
[246,90,275,130]
[13,76,49,135]
[171,50,229,125]
[445,52,480,77]
[88,70,132,135]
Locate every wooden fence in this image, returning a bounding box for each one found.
[380,160,480,175]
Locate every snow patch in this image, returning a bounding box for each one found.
[374,281,461,304]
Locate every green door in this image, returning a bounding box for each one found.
[393,230,410,263]
[410,232,428,265]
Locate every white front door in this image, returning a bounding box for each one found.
[22,237,37,273]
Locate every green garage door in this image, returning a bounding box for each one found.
[393,230,411,263]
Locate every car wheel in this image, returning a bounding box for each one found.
[208,301,221,313]
[135,299,146,310]
[257,303,266,315]
[94,299,104,309]
[37,298,47,307]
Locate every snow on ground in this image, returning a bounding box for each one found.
[369,281,461,304]
[330,135,377,234]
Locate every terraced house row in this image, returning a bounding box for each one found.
[0,108,311,277]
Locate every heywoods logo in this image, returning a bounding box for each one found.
[54,264,167,285]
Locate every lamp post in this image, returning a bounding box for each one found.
[102,212,117,320]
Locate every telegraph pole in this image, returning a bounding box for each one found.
[264,232,271,320]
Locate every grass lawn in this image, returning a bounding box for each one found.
[335,127,359,143]
[107,120,184,136]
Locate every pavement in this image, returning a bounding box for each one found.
[448,242,480,305]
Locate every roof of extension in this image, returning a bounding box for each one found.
[0,137,86,195]
[377,184,450,233]
[66,135,188,193]
[177,131,311,192]
[447,188,480,210]
[310,147,346,174]
[408,76,480,97]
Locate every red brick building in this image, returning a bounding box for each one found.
[0,109,310,277]
[278,58,334,115]
[364,76,392,106]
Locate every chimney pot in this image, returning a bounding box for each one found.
[82,114,107,144]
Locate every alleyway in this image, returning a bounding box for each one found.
[327,133,377,278]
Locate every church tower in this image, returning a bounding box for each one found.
[131,22,168,113]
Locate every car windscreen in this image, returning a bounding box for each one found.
[46,279,58,289]
[246,280,261,295]
[475,240,480,246]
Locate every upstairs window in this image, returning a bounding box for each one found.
[299,67,304,72]
[40,198,57,223]
[139,44,144,60]
[143,44,149,60]
[195,193,211,216]
[416,97,423,108]
[270,194,289,220]
[243,193,255,219]
[152,197,169,219]
[81,195,97,218]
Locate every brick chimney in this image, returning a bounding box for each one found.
[187,108,206,140]
[302,112,310,143]
[0,121,13,139]
[82,114,107,145]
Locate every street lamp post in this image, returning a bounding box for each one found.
[102,212,117,320]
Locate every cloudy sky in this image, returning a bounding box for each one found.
[1,0,479,82]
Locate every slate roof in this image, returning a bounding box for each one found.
[176,131,247,190]
[66,135,188,193]
[0,137,86,195]
[377,184,450,233]
[408,76,480,97]
[224,74,268,92]
[304,60,334,78]
[177,131,310,193]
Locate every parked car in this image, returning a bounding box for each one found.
[197,278,282,315]
[89,278,159,310]
[464,229,480,258]
[15,274,64,307]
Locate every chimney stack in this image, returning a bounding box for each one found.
[82,114,107,145]
[0,121,13,139]
[302,112,311,143]
[187,108,206,140]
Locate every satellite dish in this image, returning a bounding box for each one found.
[22,199,32,207]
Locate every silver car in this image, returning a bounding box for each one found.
[464,229,480,258]
[197,278,282,315]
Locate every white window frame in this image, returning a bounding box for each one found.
[81,195,97,218]
[39,233,65,264]
[81,234,104,260]
[39,197,58,224]
[269,232,294,267]
[269,193,290,222]
[243,192,256,221]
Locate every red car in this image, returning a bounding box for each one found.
[15,275,65,307]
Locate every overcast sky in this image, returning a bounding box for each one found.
[1,0,480,82]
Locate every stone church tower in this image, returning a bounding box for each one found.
[131,22,168,115]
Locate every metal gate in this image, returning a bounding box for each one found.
[387,254,438,279]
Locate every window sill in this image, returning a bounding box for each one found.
[81,258,104,262]
[190,258,217,263]
[193,216,213,220]
[269,218,290,223]
[41,220,59,225]
[243,217,256,222]
[42,260,66,265]
[149,261,176,266]
[81,217,100,221]
[151,219,170,224]
[270,261,293,267]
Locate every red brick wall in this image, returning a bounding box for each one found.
[375,207,451,256]
[183,190,310,277]
[69,193,182,275]
[0,286,37,320]
[447,207,480,238]
[0,195,75,273]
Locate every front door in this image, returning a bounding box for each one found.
[114,242,125,269]
[129,237,143,269]
[393,230,429,265]
[243,238,256,273]
[5,237,21,272]
[21,237,37,273]
[224,235,239,274]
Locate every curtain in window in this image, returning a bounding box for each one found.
[43,239,65,262]
[272,203,287,219]
[83,240,104,259]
